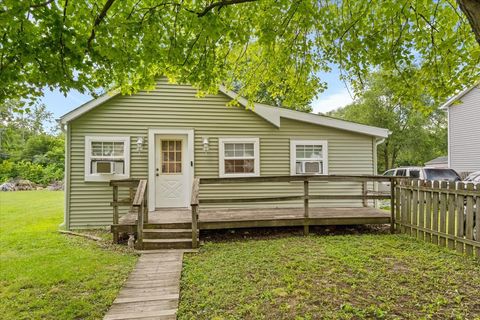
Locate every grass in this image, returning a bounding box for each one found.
[0,191,138,319]
[179,232,480,319]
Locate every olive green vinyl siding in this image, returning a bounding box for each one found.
[67,79,375,228]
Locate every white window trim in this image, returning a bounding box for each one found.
[290,140,328,175]
[84,136,130,182]
[219,137,260,178]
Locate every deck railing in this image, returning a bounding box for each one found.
[132,180,148,248]
[190,175,395,247]
[110,179,148,245]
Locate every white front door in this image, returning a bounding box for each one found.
[155,135,189,207]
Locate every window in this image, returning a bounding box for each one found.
[219,138,260,177]
[290,140,328,175]
[383,170,395,176]
[396,169,406,176]
[85,136,130,181]
[161,140,182,174]
[409,170,420,178]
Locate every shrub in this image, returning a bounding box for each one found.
[0,160,64,185]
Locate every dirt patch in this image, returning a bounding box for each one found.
[200,224,391,243]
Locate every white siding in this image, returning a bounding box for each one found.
[448,86,480,174]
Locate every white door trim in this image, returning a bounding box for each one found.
[148,128,194,211]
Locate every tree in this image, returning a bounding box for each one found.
[0,101,55,158]
[0,100,64,184]
[327,73,447,173]
[0,1,478,109]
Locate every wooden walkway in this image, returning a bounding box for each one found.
[103,251,183,320]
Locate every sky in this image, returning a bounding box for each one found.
[41,66,354,119]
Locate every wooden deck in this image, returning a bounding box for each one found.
[115,206,390,231]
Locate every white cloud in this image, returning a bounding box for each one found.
[311,89,354,114]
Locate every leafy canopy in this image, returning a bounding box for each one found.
[327,72,447,173]
[1,0,479,109]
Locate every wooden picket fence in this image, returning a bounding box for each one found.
[394,179,480,257]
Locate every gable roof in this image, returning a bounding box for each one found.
[58,86,390,138]
[440,83,480,109]
[425,156,448,165]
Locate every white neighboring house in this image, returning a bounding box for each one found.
[441,83,480,175]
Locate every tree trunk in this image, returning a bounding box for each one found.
[457,0,480,45]
[384,147,390,171]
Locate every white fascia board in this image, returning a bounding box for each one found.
[279,108,390,138]
[218,85,281,127]
[219,86,388,137]
[58,89,120,124]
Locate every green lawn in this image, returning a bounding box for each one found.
[0,191,138,319]
[179,233,480,319]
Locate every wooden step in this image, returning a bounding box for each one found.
[142,238,193,250]
[143,229,193,239]
[144,222,192,229]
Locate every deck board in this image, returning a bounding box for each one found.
[117,207,390,229]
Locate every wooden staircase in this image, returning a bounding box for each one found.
[142,227,198,250]
[110,178,200,250]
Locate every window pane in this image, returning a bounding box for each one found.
[224,159,254,174]
[175,162,182,173]
[409,170,420,178]
[102,142,114,156]
[92,142,102,156]
[234,143,245,157]
[383,170,395,176]
[296,162,303,174]
[113,142,124,156]
[296,145,304,158]
[297,144,322,159]
[225,143,234,157]
[244,144,254,157]
[312,146,322,158]
[161,140,182,173]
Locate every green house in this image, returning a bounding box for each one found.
[59,79,389,233]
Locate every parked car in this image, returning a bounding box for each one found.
[378,167,461,192]
[464,171,480,185]
[382,167,461,181]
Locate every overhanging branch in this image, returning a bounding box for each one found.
[196,0,257,17]
[87,0,117,48]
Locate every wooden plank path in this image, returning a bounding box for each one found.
[103,251,183,320]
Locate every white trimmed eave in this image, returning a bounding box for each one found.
[218,86,281,127]
[58,89,120,124]
[218,86,389,138]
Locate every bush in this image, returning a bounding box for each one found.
[0,160,64,185]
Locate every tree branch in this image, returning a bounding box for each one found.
[29,0,54,9]
[196,0,257,17]
[87,0,116,48]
